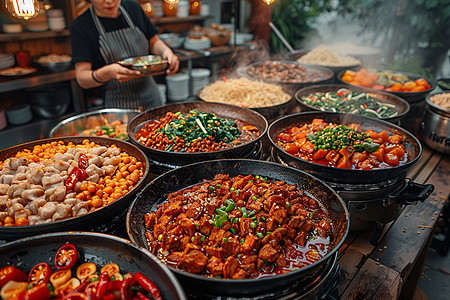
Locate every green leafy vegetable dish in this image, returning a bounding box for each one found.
[301,88,398,119]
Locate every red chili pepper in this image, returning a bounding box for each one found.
[55,244,79,270]
[135,291,152,300]
[18,282,51,300]
[107,280,122,292]
[84,282,99,300]
[78,154,89,169]
[79,169,88,181]
[95,272,110,299]
[133,272,161,300]
[363,104,368,109]
[120,273,136,300]
[65,168,80,191]
[59,292,88,300]
[222,76,227,81]
[0,265,27,288]
[28,263,53,286]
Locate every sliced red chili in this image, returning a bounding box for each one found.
[28,263,53,286]
[95,272,110,299]
[78,154,89,169]
[55,244,78,270]
[79,169,88,181]
[0,265,27,288]
[18,282,51,300]
[65,168,80,191]
[120,273,136,300]
[133,272,161,300]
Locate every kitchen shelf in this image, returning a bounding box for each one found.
[0,29,70,42]
[150,15,212,25]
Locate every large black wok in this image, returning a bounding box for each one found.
[0,137,149,241]
[295,84,410,124]
[268,111,422,184]
[0,232,186,299]
[126,159,349,297]
[127,102,268,166]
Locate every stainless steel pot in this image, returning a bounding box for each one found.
[420,92,450,154]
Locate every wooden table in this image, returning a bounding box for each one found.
[337,146,449,299]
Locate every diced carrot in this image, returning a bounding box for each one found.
[358,159,374,170]
[285,143,299,155]
[351,151,368,165]
[343,70,356,77]
[301,141,315,153]
[391,82,403,92]
[411,85,426,92]
[388,147,405,159]
[277,133,292,142]
[403,81,417,91]
[312,119,325,126]
[372,84,385,90]
[336,156,352,169]
[294,138,307,148]
[384,152,400,166]
[293,133,307,140]
[312,149,329,160]
[370,147,384,162]
[388,134,403,144]
[289,126,301,135]
[379,130,389,143]
[325,150,340,164]
[338,147,353,159]
[365,129,380,140]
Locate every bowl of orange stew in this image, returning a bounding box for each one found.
[127,159,349,297]
[0,232,186,299]
[337,69,435,103]
[268,111,422,184]
[0,137,149,240]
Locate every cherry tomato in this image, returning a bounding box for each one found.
[18,282,51,300]
[28,263,53,286]
[0,265,27,288]
[78,154,89,169]
[55,244,78,270]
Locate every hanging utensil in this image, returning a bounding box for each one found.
[269,21,296,53]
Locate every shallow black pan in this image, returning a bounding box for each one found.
[0,137,149,241]
[268,111,422,184]
[336,70,435,103]
[127,102,268,166]
[126,159,349,297]
[295,84,411,124]
[244,60,334,94]
[0,232,186,299]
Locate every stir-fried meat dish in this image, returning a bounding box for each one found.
[144,174,333,279]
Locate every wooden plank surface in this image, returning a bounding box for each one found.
[338,150,448,299]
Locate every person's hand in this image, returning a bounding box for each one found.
[162,49,180,76]
[102,63,144,82]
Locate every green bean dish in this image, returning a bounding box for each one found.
[301,88,398,119]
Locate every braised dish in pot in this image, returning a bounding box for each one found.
[276,118,408,170]
[144,173,333,279]
[135,109,260,153]
[0,139,145,228]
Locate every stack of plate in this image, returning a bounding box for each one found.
[166,73,190,101]
[30,83,71,119]
[184,37,211,51]
[0,54,15,69]
[191,68,211,96]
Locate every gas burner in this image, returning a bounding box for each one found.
[148,141,264,175]
[186,253,340,300]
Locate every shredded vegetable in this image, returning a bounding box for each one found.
[301,88,398,118]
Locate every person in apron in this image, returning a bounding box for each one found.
[70,0,179,110]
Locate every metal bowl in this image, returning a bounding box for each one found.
[118,55,169,75]
[437,78,450,91]
[50,108,140,139]
[0,232,186,299]
[35,59,72,73]
[159,33,185,49]
[0,136,149,241]
[295,84,410,123]
[127,159,349,297]
[127,102,268,166]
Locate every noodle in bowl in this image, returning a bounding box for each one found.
[198,77,291,109]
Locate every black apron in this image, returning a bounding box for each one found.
[90,5,162,110]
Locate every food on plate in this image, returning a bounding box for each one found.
[199,77,290,108]
[131,55,165,67]
[297,44,361,67]
[246,61,329,83]
[135,109,260,152]
[36,54,71,64]
[144,173,333,278]
[438,80,450,90]
[82,119,129,140]
[0,67,36,76]
[428,93,450,110]
[0,139,144,227]
[341,69,431,92]
[300,88,398,118]
[276,118,408,170]
[0,243,162,300]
